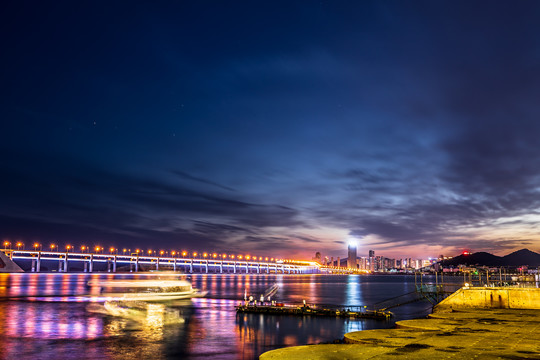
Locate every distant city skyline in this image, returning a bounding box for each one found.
[2,2,540,259]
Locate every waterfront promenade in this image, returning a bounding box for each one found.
[260,287,540,359]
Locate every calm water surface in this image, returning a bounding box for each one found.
[0,273,458,359]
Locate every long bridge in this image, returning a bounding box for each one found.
[4,250,366,274]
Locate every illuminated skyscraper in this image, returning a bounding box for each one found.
[347,242,357,268]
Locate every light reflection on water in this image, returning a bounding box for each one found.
[0,273,460,359]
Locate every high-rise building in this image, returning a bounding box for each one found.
[369,249,375,258]
[347,242,357,268]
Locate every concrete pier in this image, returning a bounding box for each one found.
[260,288,540,359]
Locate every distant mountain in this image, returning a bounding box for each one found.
[440,248,540,267]
[502,249,540,267]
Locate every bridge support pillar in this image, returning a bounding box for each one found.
[219,261,223,273]
[63,253,68,273]
[205,260,208,273]
[233,262,236,273]
[113,256,117,273]
[173,259,177,272]
[156,257,159,271]
[84,261,88,272]
[31,259,36,272]
[89,254,93,273]
[189,259,193,273]
[36,252,41,272]
[257,264,260,274]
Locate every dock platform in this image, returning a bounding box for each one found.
[236,303,392,320]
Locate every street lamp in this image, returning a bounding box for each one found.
[81,245,87,253]
[66,244,72,252]
[16,242,23,250]
[50,244,56,251]
[3,241,10,250]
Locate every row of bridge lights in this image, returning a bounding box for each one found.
[2,241,281,262]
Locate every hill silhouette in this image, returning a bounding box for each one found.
[441,248,540,267]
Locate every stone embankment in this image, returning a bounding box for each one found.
[260,287,540,359]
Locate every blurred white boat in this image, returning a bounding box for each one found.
[88,278,207,301]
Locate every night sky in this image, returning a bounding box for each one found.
[2,1,540,259]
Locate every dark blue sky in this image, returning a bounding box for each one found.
[2,1,540,259]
